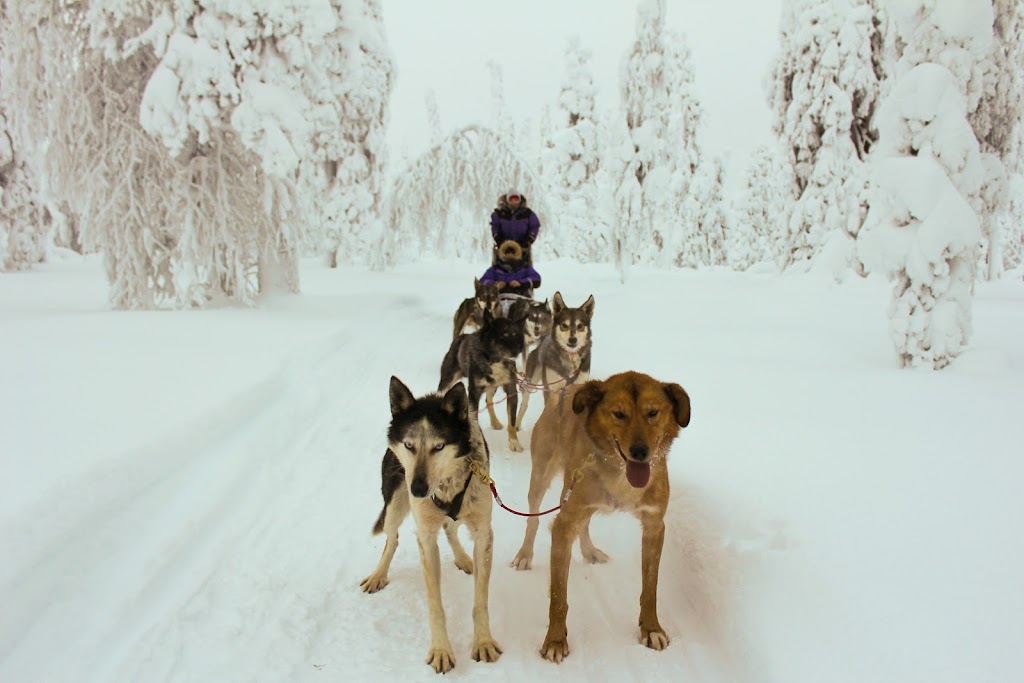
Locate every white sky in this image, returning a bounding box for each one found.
[382,0,783,182]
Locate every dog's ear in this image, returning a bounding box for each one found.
[552,291,565,316]
[441,382,469,420]
[580,294,595,320]
[572,380,604,415]
[389,376,416,416]
[662,383,691,428]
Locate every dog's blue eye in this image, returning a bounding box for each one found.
[403,442,414,451]
[432,443,445,452]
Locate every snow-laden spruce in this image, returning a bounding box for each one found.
[729,144,795,271]
[970,0,1024,278]
[298,0,393,269]
[618,0,703,267]
[542,37,610,263]
[679,158,728,268]
[859,3,992,369]
[767,0,883,273]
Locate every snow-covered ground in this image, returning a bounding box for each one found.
[2,256,1023,682]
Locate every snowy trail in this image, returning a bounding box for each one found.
[4,274,756,682]
[0,268,846,683]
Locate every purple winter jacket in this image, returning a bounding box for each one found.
[479,261,542,291]
[490,194,540,245]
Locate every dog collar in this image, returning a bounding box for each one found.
[432,470,474,521]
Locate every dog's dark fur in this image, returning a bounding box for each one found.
[511,371,691,662]
[507,297,552,370]
[361,378,502,673]
[515,291,594,430]
[453,278,501,339]
[439,308,527,451]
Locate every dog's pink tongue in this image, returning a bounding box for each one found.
[625,460,651,488]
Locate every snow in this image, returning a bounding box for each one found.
[2,255,1023,682]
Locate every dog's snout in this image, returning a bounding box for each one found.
[629,443,649,462]
[410,477,429,498]
[567,337,577,347]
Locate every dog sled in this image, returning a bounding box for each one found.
[497,291,532,316]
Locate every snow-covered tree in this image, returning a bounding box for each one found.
[386,125,548,264]
[767,0,884,271]
[655,34,706,267]
[618,0,703,266]
[1001,173,1024,271]
[542,37,609,263]
[601,117,642,282]
[300,0,393,268]
[678,157,728,268]
[730,144,795,271]
[970,0,1024,279]
[858,2,995,370]
[0,98,47,272]
[2,1,389,308]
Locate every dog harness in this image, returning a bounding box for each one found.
[432,470,474,521]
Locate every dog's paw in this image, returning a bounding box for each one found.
[453,554,474,574]
[489,418,504,430]
[640,628,670,651]
[510,552,532,571]
[359,573,388,593]
[539,635,570,663]
[508,437,524,453]
[470,638,503,663]
[425,647,456,674]
[581,547,610,564]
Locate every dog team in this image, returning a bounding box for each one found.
[360,189,692,673]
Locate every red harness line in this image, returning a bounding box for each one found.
[469,461,585,517]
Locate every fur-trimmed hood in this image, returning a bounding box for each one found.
[496,193,530,211]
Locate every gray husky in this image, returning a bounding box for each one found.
[515,291,594,430]
[507,297,553,370]
[439,308,527,451]
[360,378,502,674]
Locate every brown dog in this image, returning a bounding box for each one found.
[510,371,691,662]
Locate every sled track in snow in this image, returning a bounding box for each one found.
[0,331,359,682]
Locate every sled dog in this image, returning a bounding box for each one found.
[506,297,553,370]
[510,371,691,662]
[453,278,501,339]
[515,291,594,430]
[360,378,502,673]
[439,308,527,451]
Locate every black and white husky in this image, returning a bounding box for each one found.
[515,291,594,430]
[361,378,502,674]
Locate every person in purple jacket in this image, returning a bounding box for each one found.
[491,188,540,248]
[479,240,541,298]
